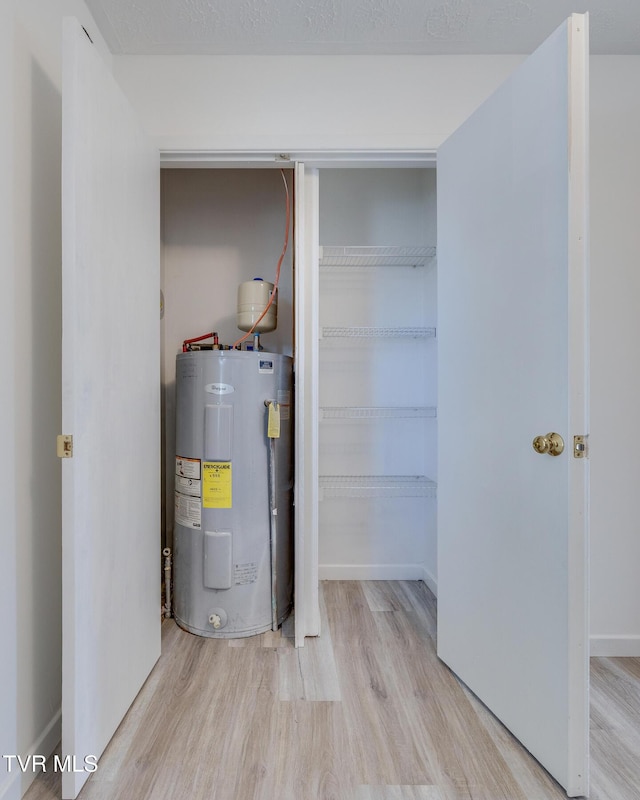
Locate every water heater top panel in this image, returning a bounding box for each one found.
[176,348,291,380]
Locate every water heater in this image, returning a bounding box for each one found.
[173,349,293,638]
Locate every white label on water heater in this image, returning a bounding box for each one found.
[234,562,258,585]
[174,491,201,529]
[205,383,234,395]
[258,359,274,374]
[176,456,201,480]
[175,475,201,497]
[278,389,290,420]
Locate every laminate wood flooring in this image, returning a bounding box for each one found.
[24,581,640,800]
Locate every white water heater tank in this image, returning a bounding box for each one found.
[172,349,293,638]
[237,278,277,333]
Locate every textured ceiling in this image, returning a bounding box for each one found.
[84,0,640,55]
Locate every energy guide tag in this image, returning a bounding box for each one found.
[202,462,232,508]
[268,402,281,439]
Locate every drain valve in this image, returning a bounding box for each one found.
[208,608,228,629]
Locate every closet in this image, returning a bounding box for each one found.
[160,168,295,548]
[160,166,438,587]
[317,169,438,587]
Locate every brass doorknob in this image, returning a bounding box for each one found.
[532,432,564,456]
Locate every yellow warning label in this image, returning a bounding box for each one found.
[202,462,232,508]
[267,402,281,439]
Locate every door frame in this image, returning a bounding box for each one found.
[160,149,438,645]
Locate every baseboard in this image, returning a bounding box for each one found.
[319,564,438,593]
[590,635,640,657]
[0,768,20,800]
[319,563,428,581]
[0,709,61,800]
[420,565,438,598]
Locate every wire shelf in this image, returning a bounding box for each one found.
[320,406,437,420]
[319,475,437,499]
[320,245,436,268]
[321,326,435,339]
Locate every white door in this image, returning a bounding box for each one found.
[437,14,589,797]
[61,18,160,799]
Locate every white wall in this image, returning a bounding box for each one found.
[589,58,640,655]
[0,4,17,800]
[115,52,640,654]
[2,3,110,799]
[114,54,523,153]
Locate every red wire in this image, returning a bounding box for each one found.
[182,331,215,352]
[231,169,290,349]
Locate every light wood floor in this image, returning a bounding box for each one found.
[25,581,640,800]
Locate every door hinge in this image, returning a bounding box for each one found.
[573,435,588,459]
[57,434,73,458]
